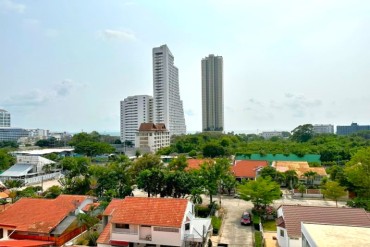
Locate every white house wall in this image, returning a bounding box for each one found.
[111,226,182,246]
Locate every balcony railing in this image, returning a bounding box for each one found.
[112,228,138,235]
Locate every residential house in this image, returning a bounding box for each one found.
[185,159,210,171]
[97,197,212,247]
[273,161,327,185]
[0,194,94,246]
[231,160,268,181]
[276,205,370,247]
[301,222,370,247]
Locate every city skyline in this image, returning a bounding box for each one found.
[0,1,369,133]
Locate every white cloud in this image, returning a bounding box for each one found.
[0,79,82,108]
[102,29,136,42]
[0,0,25,13]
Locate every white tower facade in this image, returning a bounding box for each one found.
[202,54,224,132]
[0,109,11,127]
[152,45,186,136]
[120,95,153,143]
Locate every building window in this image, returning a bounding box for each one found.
[116,223,129,229]
[185,223,190,231]
[280,229,284,237]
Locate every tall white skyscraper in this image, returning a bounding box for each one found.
[202,54,224,132]
[120,95,153,143]
[0,109,11,127]
[152,45,186,136]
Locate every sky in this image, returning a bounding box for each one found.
[0,0,369,134]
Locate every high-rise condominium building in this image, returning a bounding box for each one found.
[0,109,11,127]
[152,45,186,136]
[120,95,153,144]
[202,54,224,132]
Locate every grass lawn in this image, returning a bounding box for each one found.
[262,220,277,231]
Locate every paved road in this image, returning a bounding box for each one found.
[210,192,346,247]
[210,196,254,247]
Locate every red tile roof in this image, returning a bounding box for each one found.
[279,205,370,237]
[232,160,268,178]
[97,223,111,244]
[138,123,168,131]
[111,197,188,228]
[186,159,211,170]
[0,195,88,233]
[0,239,54,247]
[103,199,124,216]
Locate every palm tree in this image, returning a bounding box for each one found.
[188,188,203,205]
[284,170,298,189]
[303,171,317,186]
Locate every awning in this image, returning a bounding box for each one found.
[109,240,129,246]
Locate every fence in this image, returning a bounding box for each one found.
[25,172,61,185]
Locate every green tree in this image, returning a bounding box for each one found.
[344,147,370,198]
[4,179,24,189]
[303,171,317,186]
[237,177,281,208]
[284,170,298,189]
[131,154,163,177]
[297,183,306,197]
[321,181,347,207]
[0,149,16,171]
[43,185,62,198]
[202,143,226,158]
[137,169,165,197]
[259,166,277,180]
[168,155,188,171]
[188,188,203,205]
[291,124,314,142]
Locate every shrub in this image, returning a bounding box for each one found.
[195,205,211,218]
[211,216,222,235]
[255,231,263,247]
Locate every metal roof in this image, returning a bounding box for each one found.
[0,164,33,177]
[51,215,77,235]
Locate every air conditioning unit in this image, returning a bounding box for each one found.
[145,235,152,241]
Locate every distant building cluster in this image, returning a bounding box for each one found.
[337,122,370,135]
[312,124,334,134]
[0,108,71,145]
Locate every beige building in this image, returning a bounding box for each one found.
[202,54,224,132]
[135,123,170,153]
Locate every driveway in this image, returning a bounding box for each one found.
[211,196,254,247]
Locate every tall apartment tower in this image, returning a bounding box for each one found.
[0,109,11,127]
[202,54,224,132]
[120,95,153,144]
[152,45,186,136]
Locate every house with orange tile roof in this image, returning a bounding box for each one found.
[97,197,212,247]
[276,205,370,247]
[231,160,268,181]
[185,158,213,171]
[272,161,327,185]
[0,194,94,246]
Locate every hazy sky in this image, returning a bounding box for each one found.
[1,0,369,134]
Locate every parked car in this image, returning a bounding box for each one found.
[240,211,251,225]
